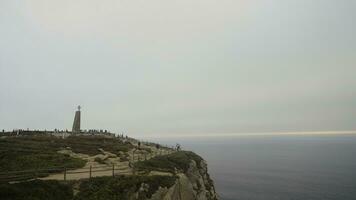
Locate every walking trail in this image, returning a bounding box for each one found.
[40,143,174,181]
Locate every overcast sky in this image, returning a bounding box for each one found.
[0,0,355,136]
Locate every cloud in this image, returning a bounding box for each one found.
[1,0,355,134]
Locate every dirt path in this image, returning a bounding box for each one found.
[40,146,175,181]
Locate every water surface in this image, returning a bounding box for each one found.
[147,134,356,200]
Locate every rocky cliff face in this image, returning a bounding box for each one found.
[149,159,218,200]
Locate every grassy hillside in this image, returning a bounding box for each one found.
[0,176,176,200]
[0,136,214,200]
[0,135,134,172]
[74,175,176,200]
[0,180,73,200]
[134,151,203,173]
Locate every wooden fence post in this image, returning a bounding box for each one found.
[64,168,67,181]
[89,165,92,179]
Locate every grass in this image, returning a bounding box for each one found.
[138,147,152,153]
[0,152,86,182]
[0,175,177,200]
[0,180,73,200]
[0,150,86,171]
[119,152,130,162]
[94,157,106,165]
[74,175,177,200]
[134,151,204,173]
[60,136,134,155]
[0,136,208,200]
[0,135,134,156]
[0,135,134,180]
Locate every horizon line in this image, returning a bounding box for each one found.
[132,130,356,139]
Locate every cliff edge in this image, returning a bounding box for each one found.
[0,135,218,200]
[150,158,218,200]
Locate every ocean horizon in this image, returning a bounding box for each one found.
[140,133,356,200]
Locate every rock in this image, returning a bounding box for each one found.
[149,159,218,200]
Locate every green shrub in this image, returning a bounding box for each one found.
[94,157,106,164]
[74,175,177,200]
[0,180,73,200]
[134,151,203,173]
[0,175,177,200]
[120,154,129,162]
[138,147,152,153]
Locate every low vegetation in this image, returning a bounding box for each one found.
[74,175,177,200]
[0,175,177,200]
[0,135,134,179]
[138,147,152,153]
[119,152,130,162]
[0,136,210,200]
[0,135,133,156]
[0,138,86,181]
[134,151,203,173]
[94,157,106,165]
[0,180,73,200]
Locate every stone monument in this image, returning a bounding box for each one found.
[72,105,81,133]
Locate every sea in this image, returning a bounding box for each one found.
[142,134,356,200]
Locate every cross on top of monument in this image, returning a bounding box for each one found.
[78,105,81,111]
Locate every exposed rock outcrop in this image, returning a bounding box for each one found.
[149,160,218,200]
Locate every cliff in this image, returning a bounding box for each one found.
[149,159,218,200]
[0,135,218,200]
[71,151,218,200]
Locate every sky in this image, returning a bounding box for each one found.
[0,0,355,137]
